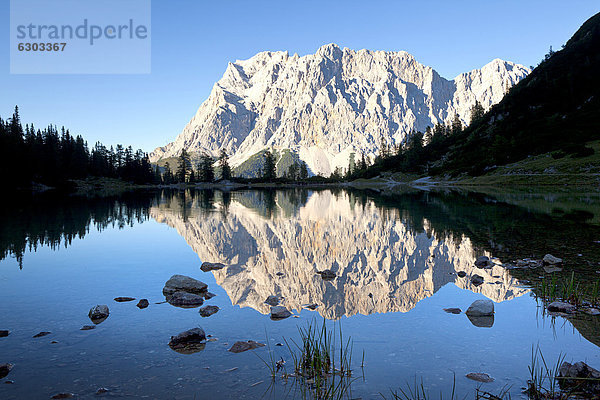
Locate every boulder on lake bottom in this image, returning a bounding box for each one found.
[199,305,219,317]
[228,340,265,354]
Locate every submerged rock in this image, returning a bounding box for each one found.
[228,340,266,353]
[200,262,226,272]
[163,274,208,297]
[470,274,484,286]
[547,301,576,313]
[543,254,563,265]
[270,306,292,320]
[466,372,494,383]
[558,361,600,394]
[264,296,279,306]
[318,270,336,281]
[114,297,136,302]
[444,308,462,314]
[0,363,13,379]
[466,300,494,317]
[543,265,563,273]
[80,325,96,331]
[88,305,110,324]
[33,331,51,338]
[0,330,9,337]
[199,305,219,317]
[166,291,204,308]
[51,393,74,399]
[136,299,149,309]
[168,328,206,354]
[302,303,318,310]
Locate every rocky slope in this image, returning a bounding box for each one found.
[150,44,529,176]
[150,190,528,319]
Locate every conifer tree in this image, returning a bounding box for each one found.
[470,101,485,124]
[200,153,214,182]
[299,161,308,179]
[219,149,231,180]
[262,150,276,181]
[176,149,190,183]
[451,114,463,135]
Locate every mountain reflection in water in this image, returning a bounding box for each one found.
[151,189,529,319]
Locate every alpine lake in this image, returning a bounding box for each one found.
[1,186,600,400]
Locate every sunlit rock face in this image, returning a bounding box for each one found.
[150,44,529,176]
[151,191,528,319]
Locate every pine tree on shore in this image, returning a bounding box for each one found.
[219,149,231,180]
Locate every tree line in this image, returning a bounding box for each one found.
[338,103,486,180]
[0,106,156,187]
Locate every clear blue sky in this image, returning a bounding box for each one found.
[1,0,598,152]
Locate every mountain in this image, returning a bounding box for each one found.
[150,190,528,319]
[429,12,600,176]
[150,44,529,176]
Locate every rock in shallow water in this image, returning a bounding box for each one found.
[51,393,74,399]
[270,306,292,320]
[443,308,461,314]
[543,254,563,265]
[168,328,206,354]
[0,330,9,337]
[470,274,484,286]
[558,361,600,393]
[264,296,279,306]
[80,325,95,331]
[466,300,494,317]
[456,271,467,278]
[547,301,576,313]
[33,331,51,338]
[162,274,208,296]
[137,299,149,309]
[228,340,265,353]
[318,270,336,280]
[0,363,14,379]
[466,372,494,383]
[114,297,136,302]
[88,305,109,324]
[167,291,204,308]
[474,256,492,268]
[200,262,225,272]
[199,305,219,317]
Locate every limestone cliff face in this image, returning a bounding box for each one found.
[150,44,529,176]
[151,191,528,319]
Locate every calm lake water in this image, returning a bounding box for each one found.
[1,187,600,399]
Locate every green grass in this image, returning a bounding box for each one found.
[260,318,358,400]
[535,271,600,307]
[526,345,565,400]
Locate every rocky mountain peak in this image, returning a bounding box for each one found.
[150,44,529,176]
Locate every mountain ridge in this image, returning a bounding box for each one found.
[151,44,529,176]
